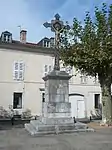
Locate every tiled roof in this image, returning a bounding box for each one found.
[0,40,55,55]
[0,31,55,55]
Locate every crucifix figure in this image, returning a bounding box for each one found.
[43,13,70,71]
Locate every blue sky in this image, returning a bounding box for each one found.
[0,0,111,43]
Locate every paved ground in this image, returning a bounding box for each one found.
[0,127,112,150]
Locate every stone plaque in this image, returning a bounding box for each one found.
[47,103,56,113]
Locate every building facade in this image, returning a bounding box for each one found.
[0,30,101,119]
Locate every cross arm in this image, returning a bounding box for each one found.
[43,22,51,28]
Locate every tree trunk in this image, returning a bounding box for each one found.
[100,76,112,125]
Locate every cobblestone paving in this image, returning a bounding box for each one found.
[0,127,112,150]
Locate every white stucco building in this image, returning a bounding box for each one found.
[0,30,101,119]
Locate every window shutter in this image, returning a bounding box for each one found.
[44,65,48,76]
[13,61,24,81]
[13,61,19,80]
[15,62,19,70]
[19,61,24,80]
[43,65,52,76]
[44,65,48,72]
[49,65,52,73]
[80,75,87,84]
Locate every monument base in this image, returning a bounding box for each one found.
[25,70,94,136]
[25,117,94,136]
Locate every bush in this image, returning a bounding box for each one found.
[21,109,32,119]
[0,106,10,118]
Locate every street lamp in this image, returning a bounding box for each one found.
[43,13,70,71]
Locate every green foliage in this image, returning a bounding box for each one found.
[61,3,112,78]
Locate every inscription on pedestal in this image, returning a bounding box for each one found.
[46,102,71,113]
[47,103,56,113]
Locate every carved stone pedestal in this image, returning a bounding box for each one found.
[25,70,92,136]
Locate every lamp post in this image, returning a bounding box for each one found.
[43,13,70,71]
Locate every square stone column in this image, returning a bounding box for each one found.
[42,70,72,118]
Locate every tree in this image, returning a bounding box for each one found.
[61,3,112,125]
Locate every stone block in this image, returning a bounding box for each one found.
[75,122,88,129]
[44,112,71,118]
[36,125,55,132]
[46,102,71,113]
[41,117,74,125]
[58,124,75,131]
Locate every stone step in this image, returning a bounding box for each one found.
[36,124,56,132]
[25,123,37,136]
[57,124,75,131]
[27,128,94,136]
[75,122,88,129]
[30,122,76,133]
[25,122,94,136]
[32,130,56,136]
[30,120,43,127]
[56,128,94,134]
[41,117,74,125]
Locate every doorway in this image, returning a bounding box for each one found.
[69,94,85,118]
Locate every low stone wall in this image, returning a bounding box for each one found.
[0,119,30,129]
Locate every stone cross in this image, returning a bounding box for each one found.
[43,13,70,71]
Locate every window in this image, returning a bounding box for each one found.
[66,67,73,83]
[49,65,52,72]
[15,62,19,70]
[94,77,99,84]
[45,42,47,47]
[94,94,100,109]
[50,38,55,47]
[65,66,73,75]
[46,42,49,47]
[43,41,46,47]
[44,73,47,76]
[43,41,49,47]
[44,65,48,76]
[44,65,52,76]
[66,67,70,74]
[3,35,11,42]
[1,32,12,43]
[4,35,6,41]
[44,65,48,72]
[80,75,87,84]
[42,93,45,102]
[13,93,22,109]
[13,61,24,80]
[7,36,10,42]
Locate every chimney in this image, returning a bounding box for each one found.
[20,30,27,43]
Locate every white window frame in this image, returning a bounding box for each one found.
[13,61,24,81]
[4,35,11,42]
[80,75,87,84]
[43,64,53,76]
[13,92,22,109]
[44,65,48,72]
[48,65,52,73]
[94,76,99,84]
[44,65,48,76]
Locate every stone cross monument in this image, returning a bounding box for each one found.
[42,14,72,120]
[43,13,70,71]
[25,14,89,136]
